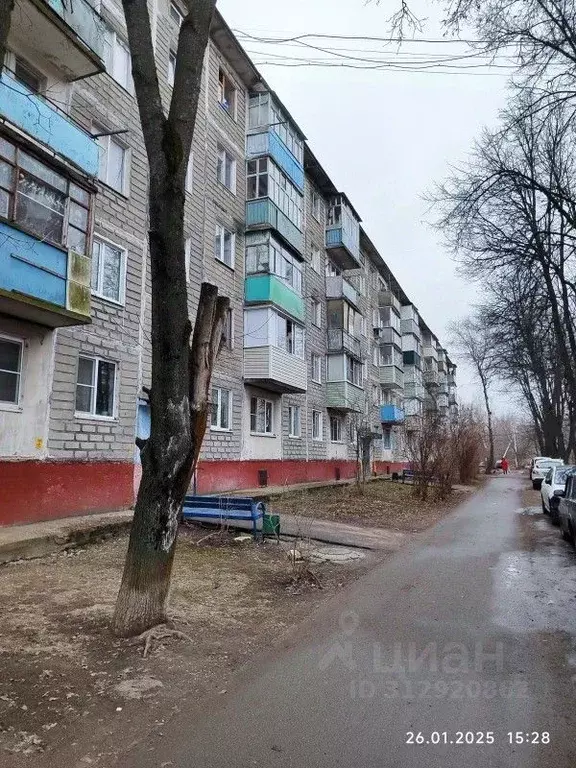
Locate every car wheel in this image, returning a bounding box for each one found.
[550,507,560,526]
[542,499,548,514]
[532,481,539,490]
[562,526,571,542]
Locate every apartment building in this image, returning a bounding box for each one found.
[0,0,457,525]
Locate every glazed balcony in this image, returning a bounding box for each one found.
[247,130,304,191]
[325,194,361,271]
[246,199,304,256]
[0,73,99,176]
[0,221,91,327]
[244,274,304,322]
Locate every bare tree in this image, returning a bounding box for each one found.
[112,0,229,637]
[449,316,497,473]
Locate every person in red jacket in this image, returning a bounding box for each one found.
[501,457,509,475]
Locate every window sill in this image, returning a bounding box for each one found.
[91,292,125,308]
[74,412,118,422]
[218,102,237,122]
[96,179,130,201]
[214,256,235,272]
[330,440,345,444]
[311,379,323,385]
[216,180,237,197]
[312,438,324,443]
[0,402,22,413]
[250,432,277,438]
[210,426,232,433]
[288,435,302,439]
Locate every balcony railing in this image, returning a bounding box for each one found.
[326,381,364,412]
[401,318,421,338]
[246,199,304,256]
[380,404,405,424]
[423,345,439,361]
[0,73,99,176]
[373,326,402,346]
[0,221,91,327]
[244,274,304,321]
[244,346,307,394]
[424,369,439,386]
[378,290,401,314]
[379,365,404,389]
[325,275,359,307]
[327,328,361,358]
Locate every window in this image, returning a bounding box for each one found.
[170,2,184,27]
[215,223,235,268]
[217,145,236,192]
[346,355,363,387]
[0,136,92,254]
[288,405,301,438]
[326,259,341,278]
[245,232,303,294]
[311,246,322,274]
[218,69,236,117]
[311,298,321,327]
[246,157,302,229]
[312,410,323,441]
[277,317,304,357]
[75,356,116,418]
[168,50,176,86]
[185,151,193,192]
[211,387,231,430]
[383,429,392,450]
[311,353,322,383]
[103,25,133,92]
[357,275,366,295]
[13,56,45,94]
[250,396,273,434]
[223,308,234,349]
[96,132,128,194]
[360,316,367,337]
[91,237,125,303]
[0,337,22,405]
[247,94,303,163]
[330,415,342,443]
[311,190,324,222]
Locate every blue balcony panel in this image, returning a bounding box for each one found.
[247,130,304,191]
[325,225,361,271]
[380,404,405,424]
[0,221,90,327]
[246,199,304,256]
[0,74,99,176]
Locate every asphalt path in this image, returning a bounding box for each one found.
[124,476,576,767]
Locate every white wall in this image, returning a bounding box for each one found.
[241,386,282,460]
[0,319,54,458]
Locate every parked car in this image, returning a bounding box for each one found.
[540,465,575,523]
[559,470,576,547]
[529,456,552,480]
[531,458,564,490]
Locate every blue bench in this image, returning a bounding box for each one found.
[182,495,266,538]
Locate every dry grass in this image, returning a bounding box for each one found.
[268,479,468,533]
[0,526,369,767]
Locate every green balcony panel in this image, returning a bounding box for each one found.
[244,274,304,321]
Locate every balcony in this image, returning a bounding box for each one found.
[247,130,304,191]
[0,73,99,176]
[244,346,307,394]
[325,195,361,271]
[244,274,304,322]
[380,404,405,425]
[401,318,421,338]
[378,290,401,314]
[379,365,404,389]
[403,350,421,369]
[326,381,364,412]
[423,344,439,360]
[12,0,106,79]
[246,199,304,256]
[437,394,449,409]
[424,369,439,387]
[374,326,402,346]
[325,275,359,308]
[449,392,458,406]
[0,221,91,326]
[404,382,426,401]
[327,328,361,359]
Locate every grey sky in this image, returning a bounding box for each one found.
[219,0,513,411]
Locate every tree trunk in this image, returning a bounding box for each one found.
[480,374,495,473]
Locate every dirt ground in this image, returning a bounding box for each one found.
[268,478,470,532]
[0,524,372,767]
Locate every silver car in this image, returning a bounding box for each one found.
[531,458,564,490]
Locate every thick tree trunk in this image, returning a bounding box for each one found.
[480,374,495,473]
